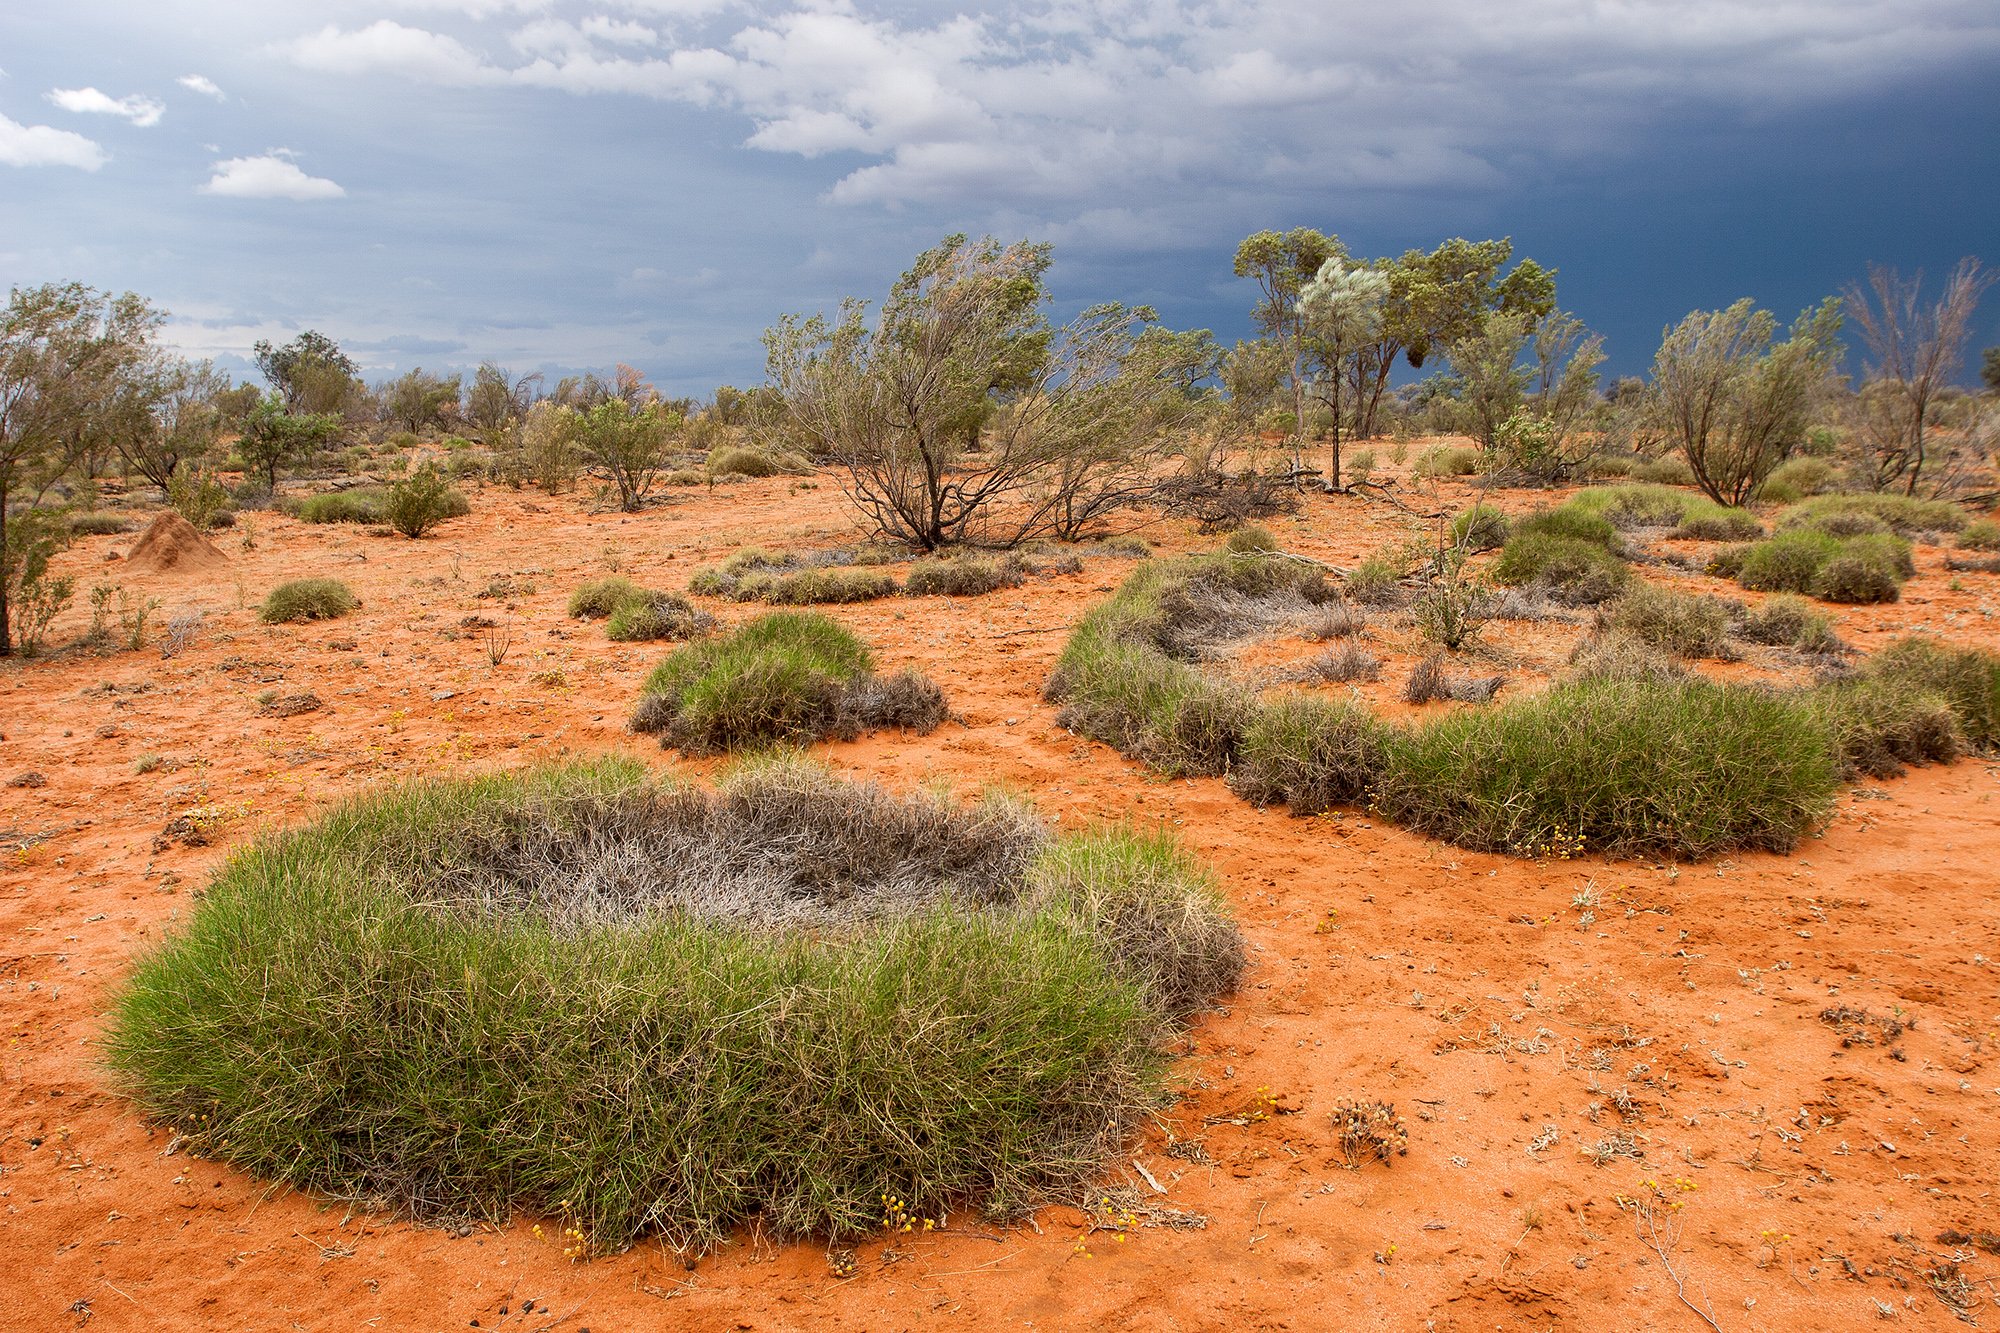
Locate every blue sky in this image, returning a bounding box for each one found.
[4,0,1997,398]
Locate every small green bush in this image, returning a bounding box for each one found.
[1566,484,1696,531]
[1373,677,1839,859]
[606,592,713,643]
[1739,596,1843,654]
[259,579,358,624]
[1223,525,1278,554]
[1227,694,1390,815]
[1671,509,1764,542]
[905,555,1026,597]
[1579,453,1636,479]
[1630,456,1695,486]
[568,576,644,619]
[756,568,899,605]
[1862,637,2000,750]
[1604,584,1734,659]
[1755,456,1839,505]
[1811,552,1903,604]
[1492,533,1629,605]
[1564,632,1691,685]
[1346,554,1403,605]
[104,758,1241,1251]
[706,446,783,478]
[633,612,943,752]
[1809,677,1964,779]
[1415,444,1481,477]
[381,464,469,538]
[69,512,134,536]
[1956,519,2000,552]
[1731,529,1911,603]
[297,491,382,525]
[1511,506,1619,549]
[1776,494,1967,538]
[1450,504,1509,552]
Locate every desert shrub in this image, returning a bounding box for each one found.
[1223,524,1278,554]
[632,612,943,753]
[1954,519,2000,552]
[1410,572,1492,652]
[1630,455,1695,486]
[706,446,783,478]
[259,579,358,624]
[1731,530,1909,602]
[1811,551,1904,604]
[1564,632,1691,685]
[1707,543,1754,579]
[904,555,1026,597]
[606,592,714,643]
[757,568,899,605]
[1671,509,1764,541]
[1739,596,1844,654]
[568,576,645,619]
[1299,643,1381,683]
[1346,554,1404,606]
[1809,677,1964,779]
[1492,533,1629,605]
[1415,444,1480,477]
[1776,494,1967,538]
[1862,637,2000,750]
[1226,694,1390,815]
[1373,677,1839,858]
[104,757,1241,1252]
[1754,456,1839,504]
[1449,504,1509,552]
[1511,505,1620,549]
[1580,453,1636,479]
[1402,655,1505,704]
[1301,600,1366,641]
[1604,584,1734,659]
[381,463,469,538]
[296,491,382,525]
[1565,484,1695,531]
[69,512,134,536]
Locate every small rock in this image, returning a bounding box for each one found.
[432,690,456,701]
[8,771,48,788]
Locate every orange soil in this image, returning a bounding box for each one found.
[5,459,1999,1332]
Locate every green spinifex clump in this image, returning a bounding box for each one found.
[105,757,1243,1252]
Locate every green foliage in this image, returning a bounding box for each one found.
[904,555,1026,597]
[252,330,358,413]
[1373,678,1839,859]
[1449,504,1509,552]
[238,394,343,490]
[1604,584,1733,659]
[1731,529,1910,603]
[753,568,899,605]
[1223,524,1278,554]
[166,466,233,532]
[1630,456,1696,486]
[1410,568,1491,652]
[380,463,468,538]
[1957,519,2000,552]
[1738,595,1843,654]
[1862,637,2000,750]
[1414,444,1480,477]
[1227,693,1390,815]
[567,576,643,619]
[1346,554,1403,605]
[706,445,786,478]
[104,758,1241,1251]
[1492,533,1629,605]
[259,578,358,624]
[1776,493,1967,537]
[1671,508,1764,541]
[605,592,711,643]
[1754,455,1839,504]
[633,612,943,753]
[68,512,133,536]
[1511,504,1619,548]
[1809,677,1964,779]
[575,398,679,512]
[296,490,382,525]
[382,368,462,433]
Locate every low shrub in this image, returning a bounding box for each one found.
[1603,584,1734,659]
[1346,554,1404,606]
[1449,504,1509,552]
[904,555,1026,597]
[1754,456,1839,505]
[1511,505,1619,549]
[1579,453,1636,480]
[297,491,382,525]
[1738,596,1844,654]
[632,612,943,753]
[1299,643,1381,683]
[1492,533,1629,605]
[1776,494,1967,538]
[706,446,784,478]
[1402,655,1505,705]
[1410,573,1492,652]
[1671,509,1764,542]
[1415,444,1480,478]
[1630,455,1695,486]
[1223,524,1278,554]
[1811,551,1904,604]
[69,512,134,536]
[1956,519,2000,552]
[1809,677,1964,779]
[1227,693,1390,815]
[755,568,899,605]
[381,464,470,539]
[259,579,358,624]
[606,592,714,643]
[104,757,1242,1251]
[1373,677,1839,859]
[1732,530,1910,603]
[1564,632,1691,685]
[1862,637,2000,750]
[567,576,644,619]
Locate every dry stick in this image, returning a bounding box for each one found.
[1636,1208,1725,1333]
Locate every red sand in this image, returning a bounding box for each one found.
[4,458,1997,1331]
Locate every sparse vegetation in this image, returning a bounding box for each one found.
[632,612,945,753]
[1958,519,2000,552]
[1603,584,1734,659]
[381,463,469,538]
[259,578,358,624]
[606,591,713,643]
[1728,529,1912,603]
[1738,595,1844,654]
[296,490,382,525]
[104,757,1243,1251]
[904,554,1026,597]
[1776,493,1967,538]
[1227,693,1390,815]
[1861,637,2000,750]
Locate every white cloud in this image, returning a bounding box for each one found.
[201,153,346,200]
[274,1,2000,213]
[47,86,165,127]
[0,113,106,170]
[179,74,227,100]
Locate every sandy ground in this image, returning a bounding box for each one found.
[4,455,1999,1332]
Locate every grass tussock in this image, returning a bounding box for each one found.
[260,578,358,624]
[1297,643,1381,684]
[904,554,1027,597]
[632,612,944,753]
[1492,531,1629,605]
[691,548,900,604]
[1738,595,1845,655]
[1955,519,2000,552]
[1776,493,1967,539]
[103,757,1243,1252]
[297,491,383,525]
[70,511,135,536]
[1402,654,1505,704]
[1372,677,1839,859]
[1810,677,1965,779]
[1227,693,1390,816]
[572,577,714,641]
[1602,584,1735,660]
[1861,637,2000,751]
[1450,504,1510,552]
[1726,529,1912,604]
